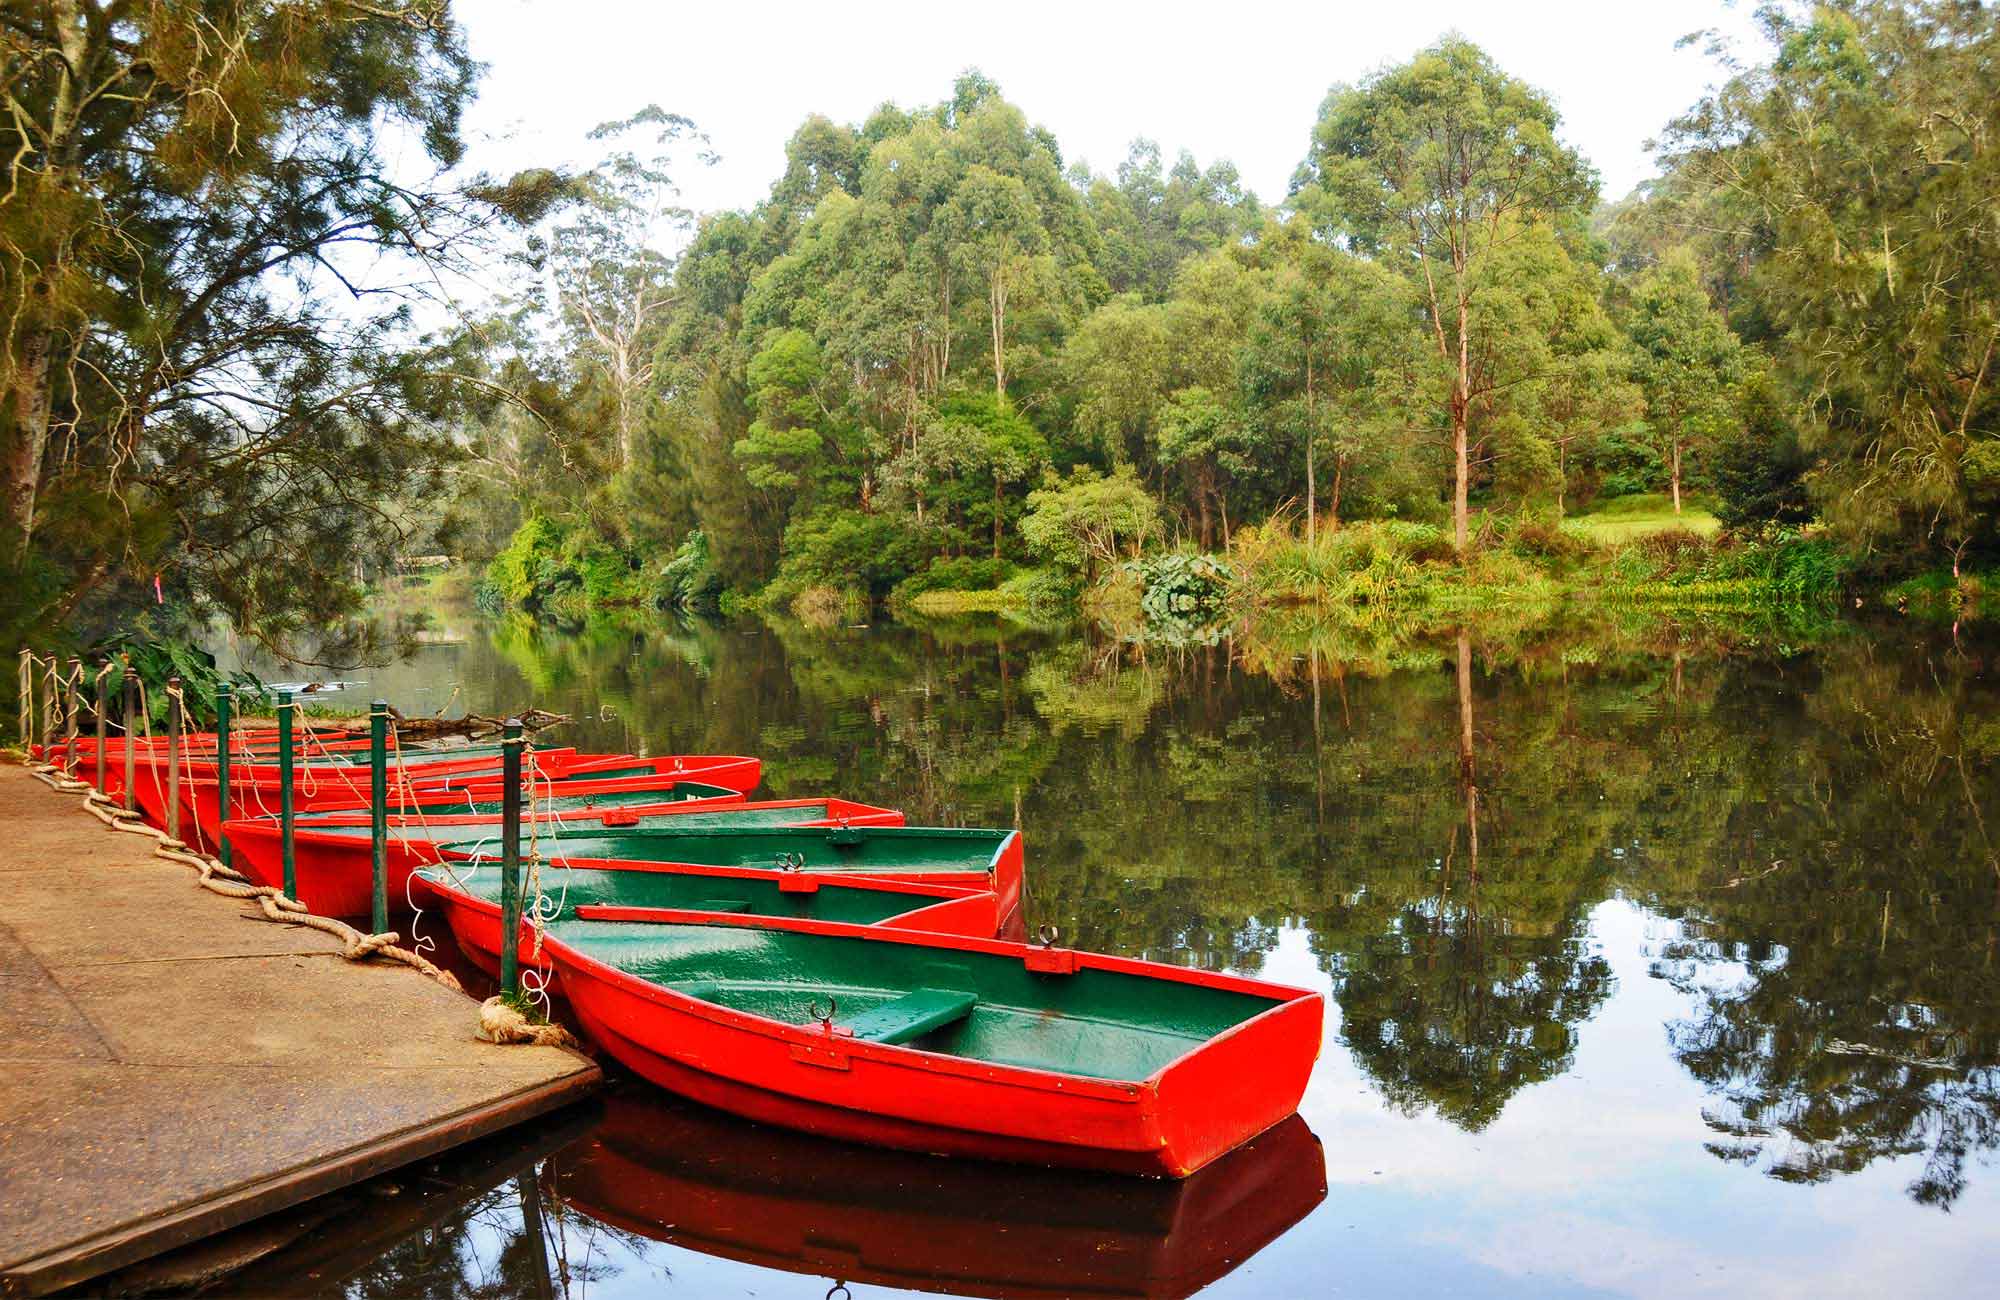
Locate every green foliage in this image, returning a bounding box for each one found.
[769,508,926,601]
[1121,552,1236,624]
[1657,0,2000,564]
[92,631,268,729]
[2,0,489,656]
[656,530,723,610]
[1020,467,1160,576]
[891,556,1017,605]
[1713,370,1816,528]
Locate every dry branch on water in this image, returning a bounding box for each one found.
[227,707,571,741]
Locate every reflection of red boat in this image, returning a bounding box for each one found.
[550,1089,1328,1299]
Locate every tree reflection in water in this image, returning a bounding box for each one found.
[233,602,2000,1214]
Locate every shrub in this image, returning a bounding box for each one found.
[655,530,722,610]
[892,556,1015,603]
[1122,551,1236,623]
[769,507,925,601]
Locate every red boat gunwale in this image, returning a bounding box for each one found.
[410,861,1002,978]
[463,827,1028,939]
[543,909,1323,1176]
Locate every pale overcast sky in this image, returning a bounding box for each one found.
[455,0,1763,226]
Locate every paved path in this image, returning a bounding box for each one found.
[0,764,600,1297]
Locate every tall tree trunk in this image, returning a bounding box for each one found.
[992,473,1002,560]
[1453,289,1472,554]
[1670,439,1683,515]
[4,327,54,549]
[990,270,1007,399]
[1304,352,1317,546]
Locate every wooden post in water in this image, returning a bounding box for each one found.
[121,660,137,813]
[277,690,296,899]
[165,675,182,844]
[369,699,389,933]
[94,661,110,794]
[214,682,233,868]
[498,718,524,998]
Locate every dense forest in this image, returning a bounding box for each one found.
[2,0,1997,649]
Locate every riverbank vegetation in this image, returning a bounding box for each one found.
[4,1,1996,678]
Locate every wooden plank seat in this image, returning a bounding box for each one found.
[840,988,977,1045]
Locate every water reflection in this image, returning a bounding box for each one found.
[221,603,2000,1295]
[555,1091,1324,1299]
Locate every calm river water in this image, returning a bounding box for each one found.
[221,601,2000,1298]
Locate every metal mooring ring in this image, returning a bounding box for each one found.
[827,1285,852,1300]
[775,850,806,871]
[808,996,838,1032]
[1037,924,1060,949]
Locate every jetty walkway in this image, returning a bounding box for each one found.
[0,764,599,1297]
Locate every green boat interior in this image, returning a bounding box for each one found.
[418,864,944,926]
[565,920,1282,1083]
[453,826,1006,874]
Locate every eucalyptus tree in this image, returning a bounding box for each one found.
[1239,225,1409,540]
[1624,250,1745,513]
[1294,36,1597,550]
[546,107,708,475]
[1659,0,2000,568]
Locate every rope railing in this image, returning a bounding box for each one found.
[14,649,462,995]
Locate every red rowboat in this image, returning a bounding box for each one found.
[412,859,1000,979]
[542,911,1323,1177]
[224,796,901,919]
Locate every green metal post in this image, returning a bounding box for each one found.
[277,690,296,899]
[121,661,137,814]
[498,718,524,997]
[165,675,182,844]
[93,661,109,794]
[214,682,233,867]
[369,699,389,933]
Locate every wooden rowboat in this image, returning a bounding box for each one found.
[126,750,761,854]
[411,860,1000,977]
[442,824,1025,936]
[553,1090,1326,1299]
[541,912,1322,1176]
[225,796,904,919]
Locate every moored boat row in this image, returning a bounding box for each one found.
[98,722,1320,1178]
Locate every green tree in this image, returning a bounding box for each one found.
[1020,467,1159,577]
[0,0,504,650]
[1624,251,1745,513]
[1239,227,1409,539]
[1295,36,1597,550]
[1660,1,2000,566]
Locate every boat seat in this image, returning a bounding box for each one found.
[839,988,977,1045]
[691,898,752,913]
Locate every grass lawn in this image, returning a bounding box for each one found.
[1566,494,1722,543]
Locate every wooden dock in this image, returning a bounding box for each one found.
[0,764,601,1297]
